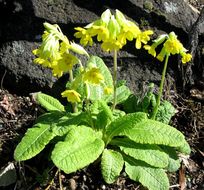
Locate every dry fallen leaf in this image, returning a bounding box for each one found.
[179,163,186,190]
[0,95,15,116]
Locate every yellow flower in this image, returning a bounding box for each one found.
[117,23,140,46]
[88,25,109,42]
[101,40,122,52]
[135,30,153,49]
[60,36,70,54]
[163,39,183,55]
[83,67,104,85]
[58,53,79,73]
[156,47,167,62]
[163,32,183,55]
[144,45,156,57]
[33,57,52,68]
[52,63,63,77]
[104,87,113,95]
[74,27,93,46]
[181,53,192,64]
[61,90,81,103]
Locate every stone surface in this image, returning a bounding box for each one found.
[0,0,202,95]
[0,41,55,95]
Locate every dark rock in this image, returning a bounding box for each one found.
[32,0,99,24]
[181,7,204,88]
[0,41,55,95]
[0,0,201,96]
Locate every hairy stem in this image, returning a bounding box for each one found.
[69,70,78,113]
[112,50,118,109]
[152,54,169,120]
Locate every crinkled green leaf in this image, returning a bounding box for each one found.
[14,123,55,161]
[112,109,126,120]
[52,112,89,136]
[51,126,105,173]
[36,93,65,112]
[125,156,169,190]
[105,85,131,104]
[177,139,191,155]
[156,101,177,124]
[111,138,168,168]
[118,119,187,149]
[115,85,131,104]
[35,111,65,124]
[122,94,139,113]
[160,146,181,172]
[105,112,148,143]
[101,149,124,184]
[90,100,113,130]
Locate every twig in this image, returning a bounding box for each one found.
[59,169,63,190]
[45,169,59,190]
[169,184,180,188]
[1,69,7,89]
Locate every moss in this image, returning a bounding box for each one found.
[140,17,150,28]
[143,1,153,11]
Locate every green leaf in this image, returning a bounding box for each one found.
[35,111,64,124]
[52,112,89,136]
[14,123,55,161]
[90,100,113,130]
[125,156,169,190]
[118,119,187,149]
[177,140,191,155]
[105,85,131,104]
[160,146,181,172]
[14,111,66,161]
[122,94,138,113]
[115,85,132,104]
[156,101,177,124]
[111,138,168,168]
[105,112,148,143]
[51,126,105,173]
[37,93,65,112]
[112,109,126,120]
[101,149,124,184]
[87,56,113,101]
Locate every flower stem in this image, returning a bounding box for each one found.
[151,54,169,120]
[69,70,78,113]
[112,49,117,109]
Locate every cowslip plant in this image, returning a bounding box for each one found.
[75,9,153,108]
[14,9,192,190]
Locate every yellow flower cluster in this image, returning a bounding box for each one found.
[33,22,88,77]
[144,32,192,64]
[83,67,104,85]
[61,66,112,103]
[74,9,153,52]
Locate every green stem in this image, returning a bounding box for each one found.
[152,54,169,120]
[69,70,78,113]
[112,49,117,109]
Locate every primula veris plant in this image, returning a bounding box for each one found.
[14,9,192,190]
[75,9,153,108]
[144,32,192,119]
